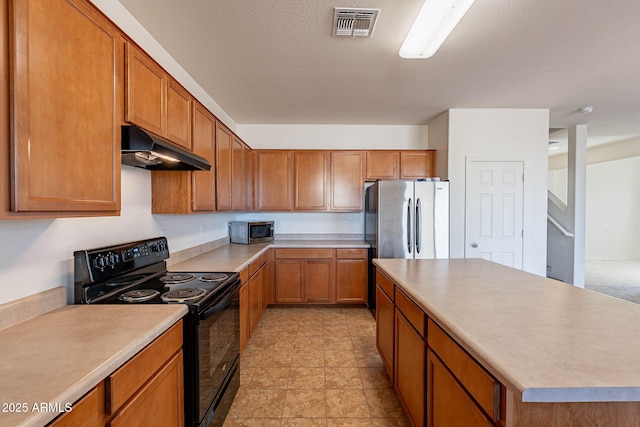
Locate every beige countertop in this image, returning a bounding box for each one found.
[0,304,187,427]
[170,240,369,272]
[373,258,640,403]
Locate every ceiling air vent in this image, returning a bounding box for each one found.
[332,8,379,37]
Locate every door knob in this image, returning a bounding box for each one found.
[471,243,478,248]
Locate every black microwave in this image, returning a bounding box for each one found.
[229,221,274,244]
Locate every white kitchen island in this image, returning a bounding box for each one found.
[374,258,640,427]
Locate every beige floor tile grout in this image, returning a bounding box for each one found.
[225,307,409,426]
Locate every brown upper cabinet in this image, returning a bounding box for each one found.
[125,41,192,150]
[254,150,294,211]
[151,101,216,214]
[215,120,233,211]
[330,151,364,211]
[400,150,435,179]
[166,79,192,149]
[6,0,122,215]
[366,150,436,181]
[366,151,400,180]
[191,103,217,211]
[232,135,251,211]
[294,151,329,211]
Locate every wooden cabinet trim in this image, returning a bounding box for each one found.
[106,320,183,414]
[427,319,500,421]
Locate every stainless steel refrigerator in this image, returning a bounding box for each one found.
[365,180,449,309]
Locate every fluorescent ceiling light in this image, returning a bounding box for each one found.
[399,0,476,59]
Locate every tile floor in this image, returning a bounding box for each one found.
[224,307,410,426]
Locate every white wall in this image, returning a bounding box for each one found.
[0,167,235,305]
[586,158,640,260]
[89,0,237,132]
[235,212,364,237]
[446,109,550,276]
[427,112,449,178]
[237,124,428,150]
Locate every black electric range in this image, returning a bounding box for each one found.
[73,237,240,427]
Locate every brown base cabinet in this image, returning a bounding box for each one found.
[274,248,368,305]
[239,270,250,354]
[240,250,273,353]
[427,351,494,427]
[375,267,505,427]
[48,321,184,427]
[375,283,395,381]
[395,307,426,427]
[275,249,335,303]
[336,249,368,303]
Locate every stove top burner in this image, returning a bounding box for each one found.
[118,289,160,303]
[161,288,207,303]
[160,273,196,284]
[200,273,229,282]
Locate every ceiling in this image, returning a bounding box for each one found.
[117,0,640,144]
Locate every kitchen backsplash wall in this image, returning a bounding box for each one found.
[0,167,235,305]
[234,212,365,239]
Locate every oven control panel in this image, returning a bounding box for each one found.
[74,237,170,285]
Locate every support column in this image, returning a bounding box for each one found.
[567,125,587,287]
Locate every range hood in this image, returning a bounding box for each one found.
[121,125,211,171]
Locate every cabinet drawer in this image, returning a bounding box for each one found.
[428,319,500,421]
[275,248,334,259]
[336,248,367,259]
[395,288,426,338]
[106,320,183,414]
[375,269,394,301]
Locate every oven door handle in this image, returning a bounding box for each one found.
[199,280,240,320]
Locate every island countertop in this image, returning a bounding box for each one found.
[373,258,640,403]
[0,304,187,427]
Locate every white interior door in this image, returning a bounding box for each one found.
[466,160,524,269]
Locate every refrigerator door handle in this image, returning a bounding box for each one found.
[416,198,422,253]
[407,198,412,254]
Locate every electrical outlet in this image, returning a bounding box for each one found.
[343,220,349,230]
[200,225,205,238]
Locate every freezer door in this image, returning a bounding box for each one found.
[415,181,449,259]
[377,181,414,258]
[414,182,435,259]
